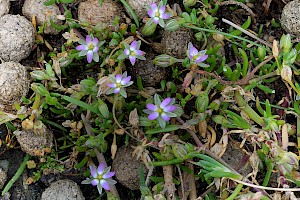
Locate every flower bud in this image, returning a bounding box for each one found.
[141,20,157,36]
[283,48,297,65]
[277,151,299,175]
[257,46,266,62]
[205,15,215,25]
[183,0,197,7]
[164,19,180,31]
[172,143,188,159]
[196,93,209,113]
[98,99,110,119]
[281,64,292,82]
[153,54,178,67]
[280,34,292,52]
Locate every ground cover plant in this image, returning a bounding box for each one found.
[0,0,299,199]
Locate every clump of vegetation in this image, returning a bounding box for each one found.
[1,0,300,199]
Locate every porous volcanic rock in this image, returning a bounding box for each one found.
[112,145,148,190]
[41,179,85,200]
[0,14,34,62]
[14,129,53,157]
[281,0,300,36]
[0,62,30,112]
[78,0,122,26]
[0,0,9,17]
[22,0,62,34]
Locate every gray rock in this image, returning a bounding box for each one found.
[41,180,85,200]
[22,0,62,35]
[0,14,34,62]
[281,0,300,36]
[0,0,9,17]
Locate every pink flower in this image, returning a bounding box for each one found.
[147,1,171,27]
[82,163,117,195]
[187,42,208,64]
[118,40,146,65]
[76,35,104,63]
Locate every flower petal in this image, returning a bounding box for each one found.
[124,49,130,56]
[147,3,157,17]
[89,165,97,178]
[129,55,136,65]
[130,40,138,51]
[93,46,99,53]
[121,76,131,85]
[195,55,208,63]
[115,74,122,83]
[135,50,144,56]
[107,83,116,88]
[86,35,92,44]
[161,113,170,121]
[103,172,115,179]
[91,179,99,186]
[160,98,171,109]
[159,6,166,14]
[100,180,110,191]
[76,44,88,51]
[86,50,93,63]
[148,112,159,120]
[153,17,159,24]
[113,88,120,94]
[93,37,99,45]
[146,103,158,111]
[164,105,177,112]
[188,42,198,59]
[161,13,170,20]
[97,163,105,174]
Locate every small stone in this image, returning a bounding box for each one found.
[0,167,7,189]
[112,145,148,190]
[0,62,30,112]
[0,0,9,17]
[14,129,53,157]
[41,180,85,200]
[152,28,193,59]
[128,53,167,87]
[125,0,158,20]
[22,0,62,35]
[78,0,122,26]
[0,14,34,62]
[281,0,300,36]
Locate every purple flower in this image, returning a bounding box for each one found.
[81,163,117,195]
[143,94,178,128]
[187,42,208,65]
[147,1,171,27]
[118,40,146,65]
[106,71,133,98]
[76,35,104,63]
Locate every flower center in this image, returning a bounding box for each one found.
[97,174,103,180]
[155,10,160,17]
[116,83,122,88]
[88,43,94,50]
[130,51,137,56]
[157,108,163,114]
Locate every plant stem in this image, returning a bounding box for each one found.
[2,154,30,196]
[226,183,243,200]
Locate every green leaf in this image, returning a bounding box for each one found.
[44,0,56,6]
[50,19,68,30]
[145,125,180,134]
[62,95,100,114]
[60,0,74,3]
[119,0,139,27]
